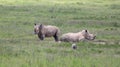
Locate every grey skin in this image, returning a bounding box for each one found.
[34,23,60,42]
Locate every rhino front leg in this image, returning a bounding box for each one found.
[38,34,44,40]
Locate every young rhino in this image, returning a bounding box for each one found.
[60,30,96,42]
[34,23,60,42]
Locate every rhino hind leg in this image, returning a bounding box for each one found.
[53,30,60,42]
[60,37,70,42]
[53,35,59,42]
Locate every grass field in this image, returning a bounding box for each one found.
[0,0,120,67]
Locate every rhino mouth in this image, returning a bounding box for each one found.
[86,36,96,40]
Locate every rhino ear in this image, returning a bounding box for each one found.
[85,30,87,33]
[39,24,43,30]
[34,23,36,26]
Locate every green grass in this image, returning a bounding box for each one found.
[0,0,120,67]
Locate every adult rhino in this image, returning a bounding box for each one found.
[34,23,60,42]
[60,30,96,43]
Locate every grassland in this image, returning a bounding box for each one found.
[0,0,120,67]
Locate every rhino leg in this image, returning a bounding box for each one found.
[53,34,59,42]
[38,34,44,40]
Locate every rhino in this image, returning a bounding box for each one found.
[34,23,60,42]
[60,30,96,42]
